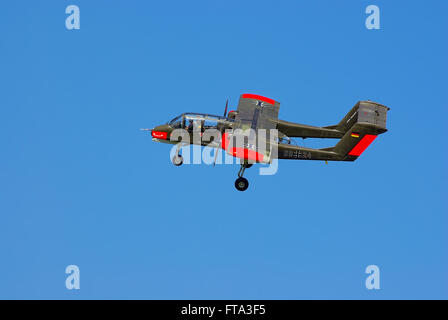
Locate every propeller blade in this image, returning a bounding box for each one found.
[223,99,228,117]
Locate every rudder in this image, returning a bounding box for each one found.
[331,101,389,161]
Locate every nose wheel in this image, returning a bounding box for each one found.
[172,151,183,166]
[234,162,251,191]
[172,144,183,166]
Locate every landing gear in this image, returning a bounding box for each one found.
[240,160,253,169]
[172,154,183,166]
[234,162,251,191]
[172,143,183,166]
[235,177,249,191]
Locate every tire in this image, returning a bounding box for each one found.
[234,177,249,191]
[172,155,183,166]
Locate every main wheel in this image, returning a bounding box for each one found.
[234,177,249,191]
[172,154,183,166]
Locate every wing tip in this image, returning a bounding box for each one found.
[241,93,276,105]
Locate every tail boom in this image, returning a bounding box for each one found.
[276,100,389,161]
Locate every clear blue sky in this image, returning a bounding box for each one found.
[1,0,447,299]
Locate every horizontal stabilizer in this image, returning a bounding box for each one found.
[332,101,389,160]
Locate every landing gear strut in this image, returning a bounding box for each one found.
[234,162,251,191]
[172,144,183,166]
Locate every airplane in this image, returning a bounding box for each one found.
[147,93,389,191]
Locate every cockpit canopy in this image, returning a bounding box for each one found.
[168,115,183,129]
[167,113,228,132]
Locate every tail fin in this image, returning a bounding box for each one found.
[325,101,389,161]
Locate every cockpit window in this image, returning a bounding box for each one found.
[168,115,181,125]
[184,114,222,132]
[203,119,219,130]
[168,115,182,129]
[168,113,224,132]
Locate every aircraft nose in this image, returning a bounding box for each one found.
[151,125,170,140]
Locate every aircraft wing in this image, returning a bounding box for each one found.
[234,94,280,131]
[223,94,280,163]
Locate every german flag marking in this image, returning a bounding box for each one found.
[351,132,360,138]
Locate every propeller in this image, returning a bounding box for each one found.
[223,99,228,117]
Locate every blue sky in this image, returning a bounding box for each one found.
[0,0,447,299]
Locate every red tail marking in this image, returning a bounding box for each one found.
[348,134,377,156]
